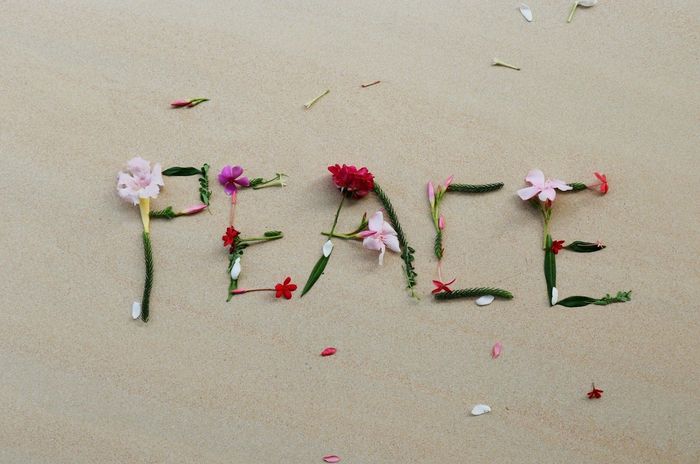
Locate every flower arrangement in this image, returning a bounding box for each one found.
[217,165,289,301]
[301,164,417,298]
[517,168,631,307]
[117,157,164,322]
[428,176,513,304]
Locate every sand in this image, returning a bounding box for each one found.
[1,1,698,462]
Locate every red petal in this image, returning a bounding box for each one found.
[321,347,337,356]
[323,456,341,463]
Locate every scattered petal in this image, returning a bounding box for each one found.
[519,3,533,22]
[551,287,559,305]
[321,347,337,357]
[323,455,341,463]
[475,295,495,306]
[322,240,334,257]
[131,301,141,320]
[492,341,502,359]
[471,404,491,416]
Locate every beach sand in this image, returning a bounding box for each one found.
[1,1,698,462]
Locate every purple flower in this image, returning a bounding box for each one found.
[217,165,250,195]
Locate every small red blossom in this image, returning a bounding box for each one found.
[593,172,609,194]
[587,383,604,399]
[551,240,565,254]
[327,164,375,198]
[222,227,240,247]
[275,277,297,299]
[431,278,456,294]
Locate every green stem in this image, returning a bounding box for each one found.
[321,231,359,240]
[567,1,579,23]
[240,235,283,243]
[329,195,346,236]
[141,231,153,322]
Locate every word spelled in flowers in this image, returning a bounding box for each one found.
[428,176,513,305]
[217,165,290,301]
[301,164,417,298]
[517,168,631,307]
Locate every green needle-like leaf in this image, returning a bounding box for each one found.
[434,287,513,300]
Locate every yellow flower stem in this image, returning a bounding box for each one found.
[139,197,151,233]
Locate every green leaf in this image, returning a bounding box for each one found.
[566,182,588,191]
[555,296,599,307]
[162,166,201,176]
[446,182,504,193]
[544,234,556,306]
[434,230,444,260]
[434,287,513,300]
[149,206,176,219]
[564,241,606,253]
[249,177,264,187]
[264,230,283,237]
[301,253,331,297]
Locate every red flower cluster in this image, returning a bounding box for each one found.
[551,240,565,254]
[222,226,240,248]
[328,164,375,198]
[275,277,298,299]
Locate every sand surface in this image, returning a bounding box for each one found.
[1,1,699,462]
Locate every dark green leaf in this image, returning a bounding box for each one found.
[566,182,588,191]
[446,182,504,193]
[301,254,331,297]
[556,296,599,307]
[434,287,513,300]
[162,166,201,176]
[544,234,556,306]
[564,241,606,253]
[264,230,283,237]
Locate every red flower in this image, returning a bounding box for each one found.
[275,277,298,299]
[328,164,375,198]
[587,383,604,399]
[551,240,565,254]
[593,172,609,194]
[432,278,456,294]
[222,226,239,247]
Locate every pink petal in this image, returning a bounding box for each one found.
[517,186,540,200]
[321,347,337,357]
[381,220,397,236]
[323,456,341,463]
[382,234,401,253]
[525,169,545,188]
[427,182,435,205]
[170,100,190,107]
[358,230,375,238]
[444,175,454,189]
[362,236,383,251]
[538,187,556,202]
[492,341,502,359]
[368,211,384,232]
[438,215,445,230]
[549,179,573,191]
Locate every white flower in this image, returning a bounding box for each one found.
[131,301,141,320]
[475,295,495,306]
[322,240,334,257]
[471,404,492,416]
[230,258,242,280]
[117,157,164,205]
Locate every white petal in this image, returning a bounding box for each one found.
[579,0,597,7]
[471,404,491,416]
[322,240,334,257]
[131,301,141,320]
[551,287,559,305]
[519,3,533,22]
[475,295,495,306]
[230,258,242,280]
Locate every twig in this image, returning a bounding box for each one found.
[304,89,330,109]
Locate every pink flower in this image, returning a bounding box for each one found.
[218,165,250,195]
[438,215,446,230]
[359,211,400,265]
[444,175,454,189]
[427,181,436,207]
[178,204,208,216]
[170,100,191,108]
[117,157,164,205]
[517,169,572,202]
